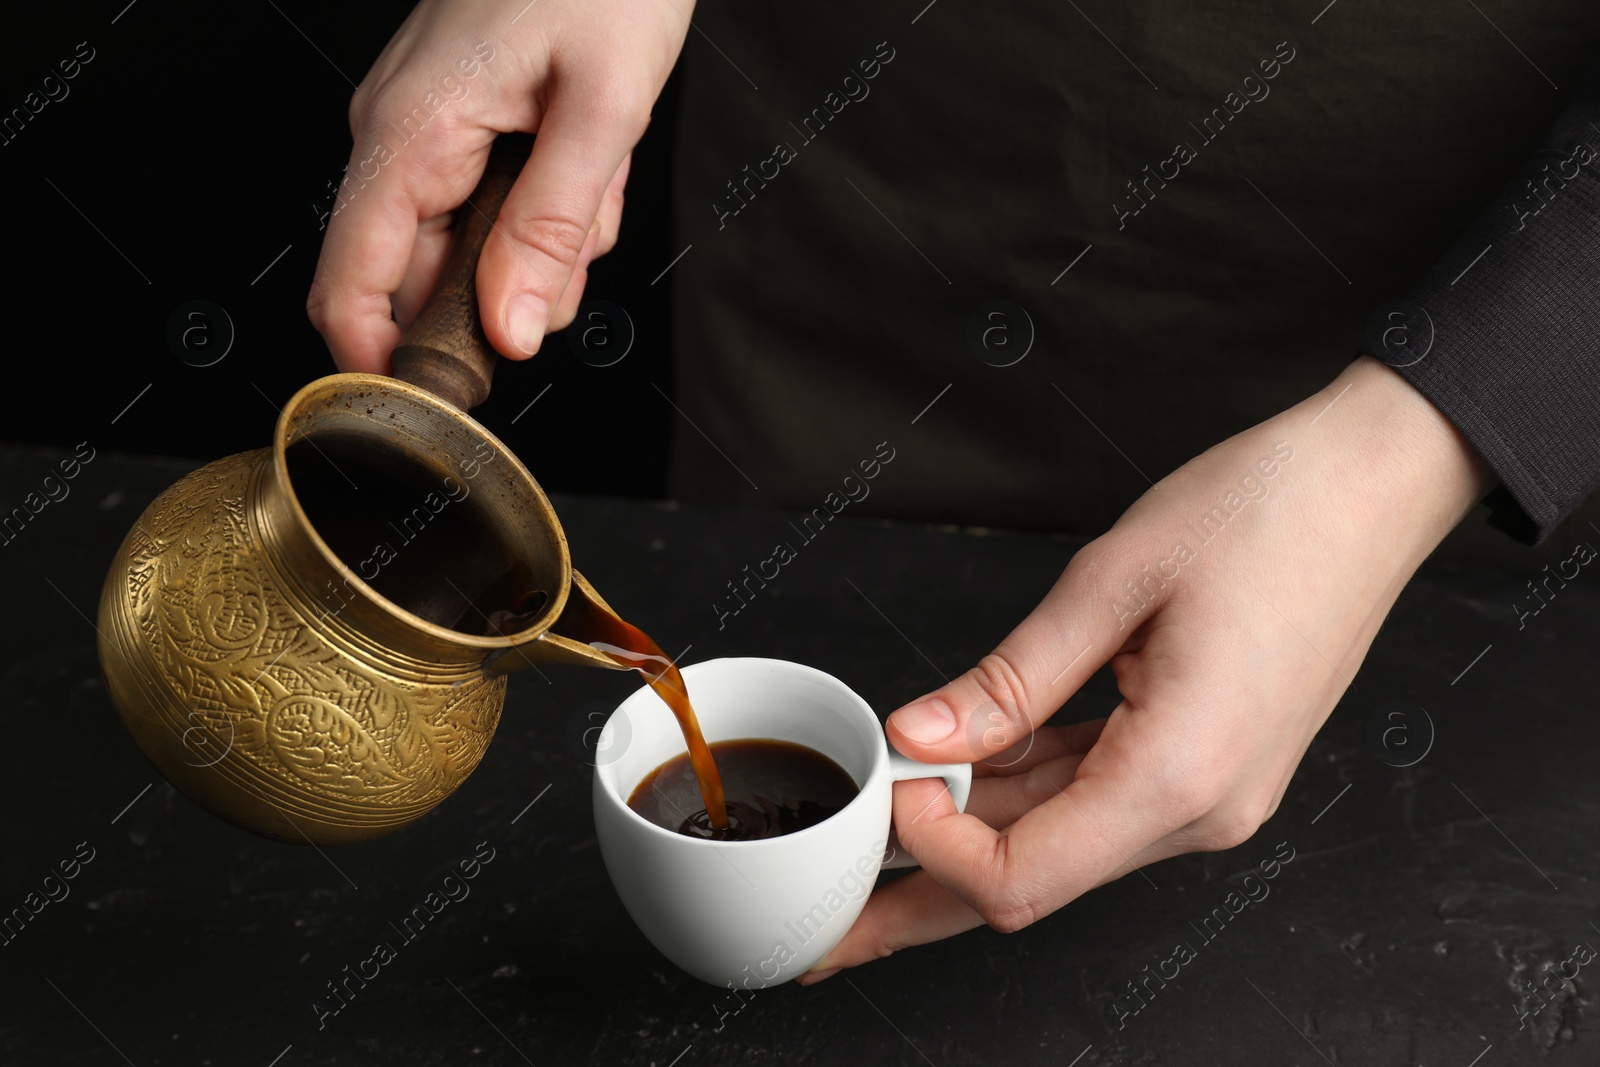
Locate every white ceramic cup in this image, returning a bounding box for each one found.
[592,657,971,989]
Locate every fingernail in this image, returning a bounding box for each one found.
[795,967,840,986]
[892,699,957,745]
[506,292,549,356]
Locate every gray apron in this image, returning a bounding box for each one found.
[668,2,1600,556]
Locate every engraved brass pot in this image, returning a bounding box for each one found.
[96,136,630,844]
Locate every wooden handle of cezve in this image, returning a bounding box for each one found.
[389,133,533,410]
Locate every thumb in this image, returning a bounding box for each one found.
[885,545,1153,765]
[477,88,649,358]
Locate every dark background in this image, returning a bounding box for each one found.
[6,0,1598,560]
[2,0,679,498]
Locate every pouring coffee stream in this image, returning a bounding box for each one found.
[501,591,730,830]
[97,134,727,843]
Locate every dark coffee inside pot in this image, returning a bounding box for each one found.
[629,739,859,841]
[285,433,539,631]
[286,432,731,828]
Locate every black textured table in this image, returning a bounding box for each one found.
[3,444,1596,1066]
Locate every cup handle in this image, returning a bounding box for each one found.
[881,746,972,870]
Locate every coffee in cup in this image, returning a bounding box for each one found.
[628,738,860,841]
[593,657,971,987]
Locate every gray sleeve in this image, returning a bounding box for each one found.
[1362,65,1600,545]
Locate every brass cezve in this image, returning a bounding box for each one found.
[95,135,630,845]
